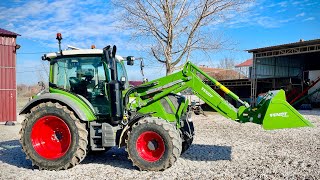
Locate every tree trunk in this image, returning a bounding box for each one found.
[166,62,172,75]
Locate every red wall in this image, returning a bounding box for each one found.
[0,36,16,122]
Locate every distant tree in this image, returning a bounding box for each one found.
[116,0,252,75]
[217,57,236,69]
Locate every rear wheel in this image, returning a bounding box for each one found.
[19,102,88,170]
[126,117,182,171]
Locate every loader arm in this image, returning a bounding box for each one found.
[127,62,248,121]
[126,61,312,129]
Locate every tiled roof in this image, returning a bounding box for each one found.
[235,59,253,67]
[199,66,246,80]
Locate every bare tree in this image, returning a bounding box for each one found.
[217,57,236,69]
[115,0,252,75]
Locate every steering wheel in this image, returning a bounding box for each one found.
[92,82,104,95]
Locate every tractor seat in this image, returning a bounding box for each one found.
[69,77,87,96]
[69,77,80,85]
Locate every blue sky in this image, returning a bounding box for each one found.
[0,0,319,84]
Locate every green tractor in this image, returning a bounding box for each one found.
[19,35,312,171]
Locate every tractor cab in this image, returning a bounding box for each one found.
[46,49,128,116]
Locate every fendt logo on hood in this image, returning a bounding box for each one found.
[270,112,289,118]
[201,87,213,97]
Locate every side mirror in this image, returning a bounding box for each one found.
[120,76,126,83]
[41,54,51,61]
[41,54,47,61]
[127,56,135,65]
[120,76,127,90]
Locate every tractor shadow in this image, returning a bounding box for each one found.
[82,147,135,170]
[83,144,232,170]
[0,140,33,169]
[0,139,133,170]
[181,144,232,161]
[83,144,231,170]
[0,140,231,170]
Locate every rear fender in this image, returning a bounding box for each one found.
[19,93,96,121]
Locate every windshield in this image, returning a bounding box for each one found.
[50,54,128,115]
[51,55,128,91]
[52,56,105,90]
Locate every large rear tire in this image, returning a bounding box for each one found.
[126,117,182,171]
[19,102,88,170]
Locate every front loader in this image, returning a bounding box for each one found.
[19,36,312,171]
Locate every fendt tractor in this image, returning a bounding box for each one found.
[19,34,312,171]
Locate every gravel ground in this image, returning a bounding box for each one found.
[0,111,319,180]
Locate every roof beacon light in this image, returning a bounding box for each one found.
[56,33,63,41]
[91,45,96,49]
[56,32,63,54]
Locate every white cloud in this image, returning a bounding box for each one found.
[227,13,294,29]
[296,12,305,17]
[305,2,318,6]
[0,0,131,50]
[303,17,315,21]
[276,9,286,13]
[278,1,288,7]
[292,1,301,5]
[266,1,288,8]
[255,16,280,28]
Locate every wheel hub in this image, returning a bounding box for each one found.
[147,140,158,150]
[136,131,165,162]
[31,115,71,160]
[53,131,63,141]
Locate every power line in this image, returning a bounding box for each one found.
[16,66,43,69]
[17,52,50,54]
[16,70,47,73]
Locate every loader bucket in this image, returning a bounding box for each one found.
[253,90,313,130]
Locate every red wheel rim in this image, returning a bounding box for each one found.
[136,131,165,162]
[31,115,71,160]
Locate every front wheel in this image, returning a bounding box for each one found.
[19,102,88,170]
[126,117,182,171]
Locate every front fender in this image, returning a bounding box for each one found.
[19,93,96,121]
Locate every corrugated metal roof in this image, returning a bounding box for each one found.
[247,39,320,53]
[235,59,253,67]
[0,28,20,37]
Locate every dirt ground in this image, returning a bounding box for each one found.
[0,109,319,179]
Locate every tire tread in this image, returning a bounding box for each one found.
[19,102,88,170]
